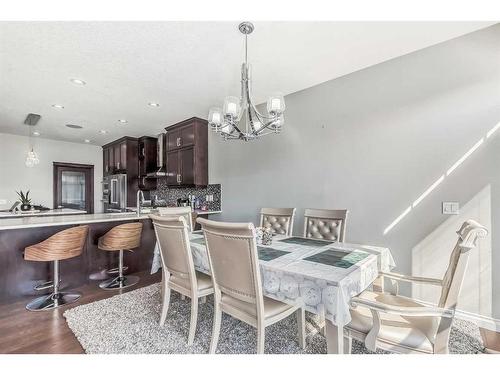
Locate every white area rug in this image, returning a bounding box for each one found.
[63,283,484,354]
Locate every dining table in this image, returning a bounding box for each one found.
[151,232,395,354]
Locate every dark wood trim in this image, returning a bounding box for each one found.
[53,162,94,169]
[53,162,94,214]
[164,116,206,131]
[102,136,138,149]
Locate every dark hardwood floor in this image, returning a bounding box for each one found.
[0,271,161,354]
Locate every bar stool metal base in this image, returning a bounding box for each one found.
[26,291,81,311]
[99,275,140,290]
[106,265,129,275]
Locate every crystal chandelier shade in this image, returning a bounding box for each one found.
[25,148,40,167]
[208,22,285,141]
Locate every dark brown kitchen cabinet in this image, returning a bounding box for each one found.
[165,117,207,187]
[102,136,139,206]
[166,149,179,185]
[103,146,114,175]
[138,136,158,190]
[166,128,181,151]
[102,137,137,175]
[113,143,121,170]
[102,137,138,177]
[167,125,195,151]
[108,141,127,171]
[180,147,195,185]
[103,147,109,174]
[120,142,127,170]
[167,147,195,186]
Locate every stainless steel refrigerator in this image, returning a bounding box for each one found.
[102,174,127,212]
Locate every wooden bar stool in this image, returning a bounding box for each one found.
[24,225,89,311]
[98,222,143,290]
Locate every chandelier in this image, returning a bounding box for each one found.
[24,114,40,167]
[207,22,285,141]
[25,148,40,167]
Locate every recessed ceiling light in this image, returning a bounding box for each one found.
[33,131,40,136]
[148,102,160,107]
[66,124,83,129]
[52,104,65,109]
[99,130,108,134]
[84,139,91,143]
[70,78,86,85]
[118,119,128,124]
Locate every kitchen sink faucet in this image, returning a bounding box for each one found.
[136,189,144,217]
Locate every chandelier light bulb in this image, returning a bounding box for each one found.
[223,96,241,118]
[267,93,285,115]
[208,107,223,131]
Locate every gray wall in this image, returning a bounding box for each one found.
[208,24,500,318]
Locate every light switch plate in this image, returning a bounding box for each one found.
[442,201,459,215]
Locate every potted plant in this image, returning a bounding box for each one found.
[16,190,32,211]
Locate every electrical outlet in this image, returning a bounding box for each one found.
[0,199,7,205]
[442,202,459,215]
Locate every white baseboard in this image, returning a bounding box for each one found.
[410,296,500,332]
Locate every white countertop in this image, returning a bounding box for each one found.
[0,212,150,231]
[0,209,222,231]
[0,208,87,219]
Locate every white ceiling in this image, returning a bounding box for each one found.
[0,21,495,145]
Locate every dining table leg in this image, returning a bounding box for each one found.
[325,320,344,354]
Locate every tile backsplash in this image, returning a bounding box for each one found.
[150,180,221,211]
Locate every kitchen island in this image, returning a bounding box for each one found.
[0,209,222,304]
[0,212,154,303]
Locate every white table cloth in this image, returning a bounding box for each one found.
[151,233,395,329]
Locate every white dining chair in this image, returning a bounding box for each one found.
[197,217,306,354]
[344,220,487,354]
[303,208,348,241]
[259,207,296,236]
[157,206,194,232]
[303,208,348,333]
[150,214,214,345]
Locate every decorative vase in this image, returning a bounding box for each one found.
[20,204,31,211]
[256,227,273,246]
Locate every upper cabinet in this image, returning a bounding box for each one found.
[165,117,208,187]
[167,124,195,151]
[102,137,138,177]
[138,136,158,190]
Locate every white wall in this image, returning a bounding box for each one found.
[412,185,492,316]
[0,133,103,212]
[208,24,500,318]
